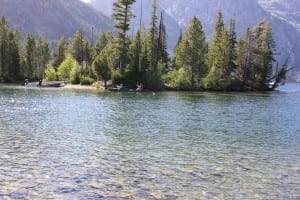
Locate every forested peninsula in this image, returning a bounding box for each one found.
[0,0,288,91]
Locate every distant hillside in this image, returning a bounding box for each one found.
[0,0,113,41]
[258,0,300,32]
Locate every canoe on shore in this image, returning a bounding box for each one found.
[24,81,66,88]
[40,81,66,87]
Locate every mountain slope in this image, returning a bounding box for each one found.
[0,0,113,40]
[258,0,300,32]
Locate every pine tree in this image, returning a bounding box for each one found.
[140,26,150,86]
[229,18,237,74]
[0,17,10,82]
[69,30,84,72]
[172,30,183,70]
[53,37,68,70]
[252,20,275,90]
[235,28,255,90]
[158,11,169,70]
[204,11,232,90]
[112,0,136,74]
[68,29,92,74]
[36,35,50,80]
[175,16,207,89]
[0,17,22,82]
[147,0,163,90]
[94,32,112,58]
[6,30,21,82]
[93,46,112,90]
[127,30,143,87]
[24,33,36,80]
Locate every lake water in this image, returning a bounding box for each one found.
[0,84,299,199]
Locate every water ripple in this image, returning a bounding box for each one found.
[0,85,299,199]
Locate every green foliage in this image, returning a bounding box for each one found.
[234,20,277,91]
[44,66,57,81]
[80,75,94,85]
[112,0,136,33]
[70,64,81,84]
[110,69,121,84]
[158,11,169,70]
[68,29,93,74]
[176,68,192,90]
[112,0,136,74]
[234,28,253,90]
[125,30,143,87]
[4,29,21,82]
[53,37,67,69]
[94,32,112,59]
[3,20,50,82]
[252,20,275,90]
[92,47,112,88]
[174,16,207,90]
[0,12,288,91]
[145,0,166,91]
[172,30,183,70]
[57,54,80,82]
[24,33,36,80]
[36,35,51,80]
[204,11,233,90]
[0,17,10,82]
[165,68,191,90]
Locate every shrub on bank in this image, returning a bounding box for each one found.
[80,75,95,85]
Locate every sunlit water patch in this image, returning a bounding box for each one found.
[0,84,299,199]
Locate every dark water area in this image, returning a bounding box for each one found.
[0,83,299,199]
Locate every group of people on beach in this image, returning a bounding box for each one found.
[23,79,42,87]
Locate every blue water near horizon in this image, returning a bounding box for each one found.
[0,83,299,199]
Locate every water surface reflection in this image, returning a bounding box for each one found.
[0,85,299,199]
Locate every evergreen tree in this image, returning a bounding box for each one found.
[68,29,92,74]
[83,39,93,75]
[24,33,36,80]
[94,32,112,58]
[53,37,68,70]
[0,17,9,82]
[36,35,50,80]
[6,30,21,82]
[252,20,275,90]
[175,16,207,89]
[0,18,21,82]
[93,46,112,90]
[204,11,232,90]
[127,30,143,87]
[229,18,237,74]
[158,11,169,70]
[235,28,254,90]
[140,26,150,86]
[112,0,136,74]
[147,0,163,90]
[172,30,183,70]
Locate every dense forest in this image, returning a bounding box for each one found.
[0,0,288,91]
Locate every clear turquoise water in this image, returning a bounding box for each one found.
[0,84,299,199]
